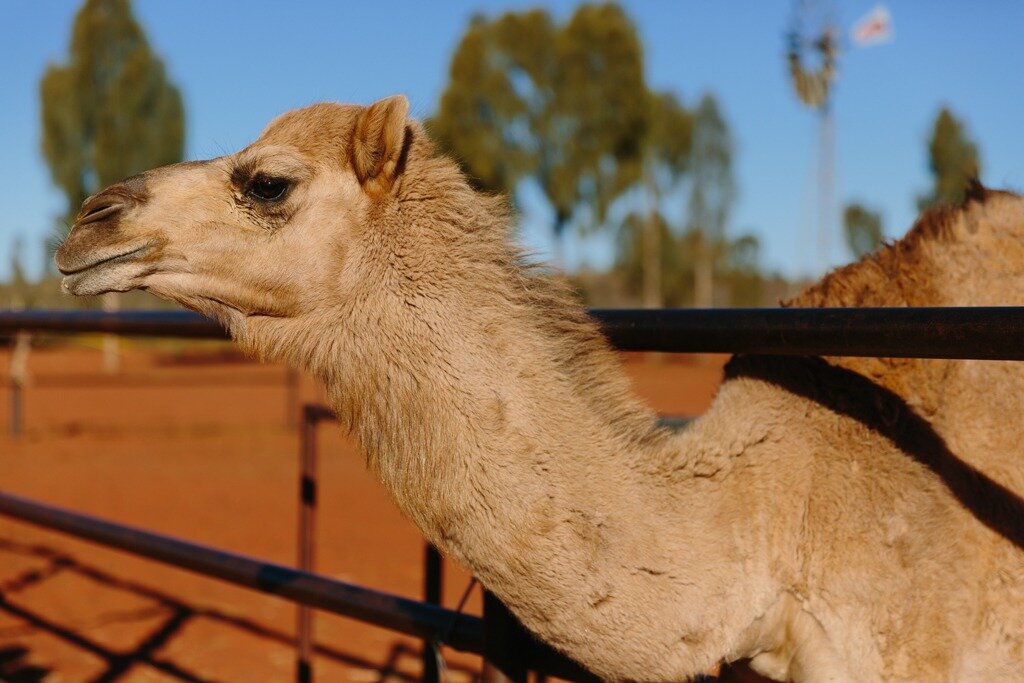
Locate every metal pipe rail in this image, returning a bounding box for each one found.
[0,309,228,339]
[5,306,1024,359]
[0,490,484,654]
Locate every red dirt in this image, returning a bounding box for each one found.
[0,344,725,682]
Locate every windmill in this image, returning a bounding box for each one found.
[786,2,892,273]
[787,0,839,274]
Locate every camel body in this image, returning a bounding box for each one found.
[54,98,1024,681]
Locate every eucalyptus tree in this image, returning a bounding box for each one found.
[41,0,184,253]
[686,94,736,308]
[918,107,981,210]
[843,203,884,259]
[431,3,648,265]
[635,91,692,307]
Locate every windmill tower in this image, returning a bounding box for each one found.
[786,3,894,274]
[786,0,839,274]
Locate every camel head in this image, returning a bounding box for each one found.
[55,96,412,327]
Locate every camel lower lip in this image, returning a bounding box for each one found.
[58,244,153,276]
[60,243,157,295]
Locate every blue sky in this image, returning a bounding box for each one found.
[2,1,1023,282]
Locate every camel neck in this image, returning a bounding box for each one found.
[253,281,749,680]
[290,287,667,553]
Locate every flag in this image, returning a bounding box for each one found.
[852,5,894,47]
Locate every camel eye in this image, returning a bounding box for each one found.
[247,176,289,202]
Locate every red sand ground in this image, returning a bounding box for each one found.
[0,343,725,682]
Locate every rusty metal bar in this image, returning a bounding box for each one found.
[296,405,321,683]
[0,490,484,654]
[422,545,444,683]
[6,307,1024,359]
[482,591,529,683]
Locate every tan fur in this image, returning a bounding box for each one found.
[55,97,1024,682]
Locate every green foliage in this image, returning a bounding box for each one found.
[843,202,884,259]
[430,3,648,241]
[644,92,693,183]
[431,3,759,306]
[716,233,775,308]
[917,107,981,210]
[40,0,185,253]
[616,212,688,305]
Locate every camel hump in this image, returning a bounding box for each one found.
[789,184,1024,310]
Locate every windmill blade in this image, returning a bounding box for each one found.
[852,5,894,47]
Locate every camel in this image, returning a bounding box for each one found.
[54,96,1024,681]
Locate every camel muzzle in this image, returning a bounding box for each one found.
[55,183,157,296]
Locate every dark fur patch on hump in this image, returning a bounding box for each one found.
[964,176,988,204]
[788,181,1010,308]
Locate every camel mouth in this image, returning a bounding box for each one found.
[59,243,157,296]
[57,243,152,276]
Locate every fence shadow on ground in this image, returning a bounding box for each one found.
[0,537,477,682]
[0,645,49,682]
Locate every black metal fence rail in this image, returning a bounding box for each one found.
[0,491,484,652]
[0,309,229,339]
[5,306,1024,359]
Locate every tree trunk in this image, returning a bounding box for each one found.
[694,233,714,308]
[641,174,662,309]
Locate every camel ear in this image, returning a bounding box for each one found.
[350,95,410,188]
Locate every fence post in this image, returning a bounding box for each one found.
[10,378,22,439]
[422,544,444,683]
[9,331,30,438]
[481,590,529,683]
[296,405,319,683]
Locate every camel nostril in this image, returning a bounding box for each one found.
[78,202,123,225]
[76,189,136,226]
